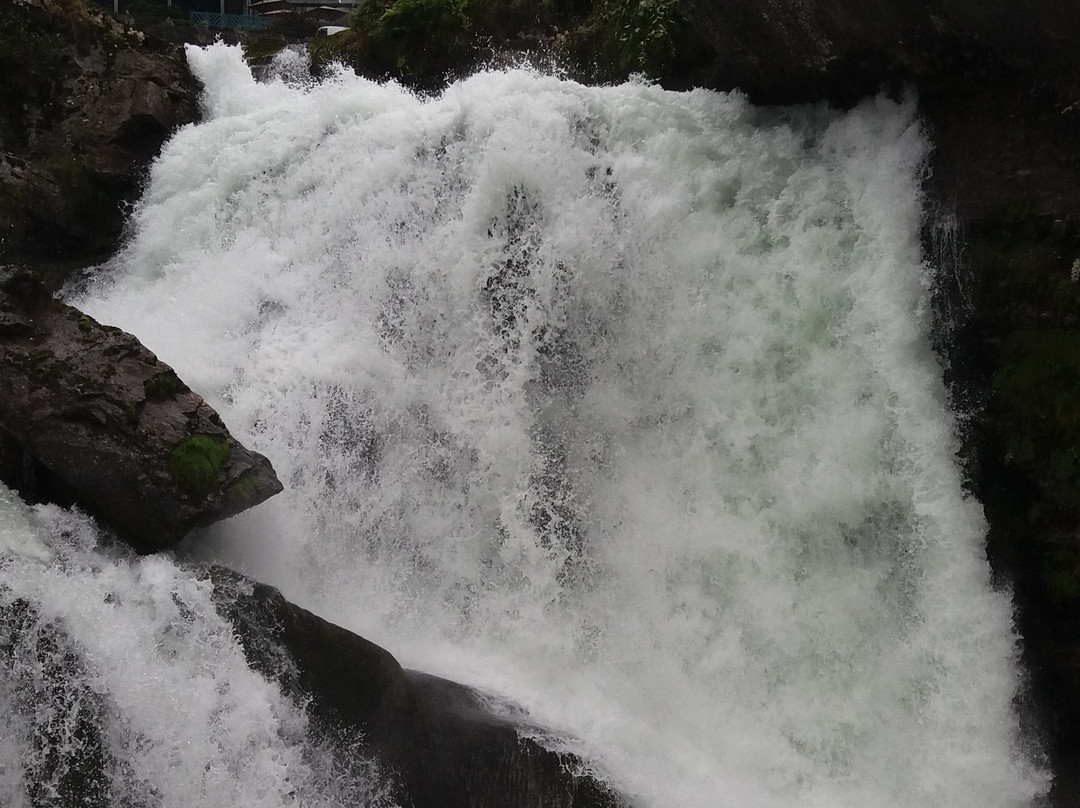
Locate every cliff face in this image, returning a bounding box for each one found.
[0,0,198,288]
[677,0,1080,105]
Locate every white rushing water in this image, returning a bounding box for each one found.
[0,486,393,807]
[50,43,1046,806]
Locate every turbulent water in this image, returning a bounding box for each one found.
[0,42,1049,806]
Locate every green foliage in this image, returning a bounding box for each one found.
[338,0,473,86]
[123,1,185,24]
[557,0,711,85]
[307,26,360,71]
[605,0,681,73]
[1043,546,1080,603]
[970,229,1080,326]
[169,434,230,498]
[380,0,470,42]
[316,0,708,89]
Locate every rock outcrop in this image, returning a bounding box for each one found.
[677,0,1080,106]
[0,270,283,552]
[0,0,199,287]
[209,567,626,808]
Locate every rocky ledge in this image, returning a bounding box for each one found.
[0,269,282,552]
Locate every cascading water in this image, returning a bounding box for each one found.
[0,486,393,807]
[1,41,1048,806]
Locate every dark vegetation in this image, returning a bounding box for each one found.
[307,0,713,90]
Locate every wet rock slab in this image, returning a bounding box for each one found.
[0,270,282,552]
[209,566,627,808]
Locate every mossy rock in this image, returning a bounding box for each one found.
[226,470,261,506]
[143,369,185,400]
[169,434,230,498]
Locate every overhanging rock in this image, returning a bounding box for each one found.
[0,269,282,553]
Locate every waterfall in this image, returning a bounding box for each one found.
[0,486,393,807]
[2,42,1046,807]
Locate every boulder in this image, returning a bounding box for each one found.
[402,670,625,808]
[208,566,626,808]
[0,270,282,552]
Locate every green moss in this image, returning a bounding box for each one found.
[169,434,230,498]
[19,347,73,382]
[124,401,143,428]
[143,369,185,400]
[28,347,55,365]
[226,470,260,506]
[77,315,93,332]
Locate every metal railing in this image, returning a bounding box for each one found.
[190,11,271,29]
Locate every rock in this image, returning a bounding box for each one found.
[0,270,282,552]
[402,670,625,808]
[207,566,415,763]
[676,0,1080,106]
[208,566,626,808]
[0,596,112,808]
[0,0,199,282]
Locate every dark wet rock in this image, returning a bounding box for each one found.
[207,566,415,762]
[677,0,1080,106]
[0,0,199,283]
[208,566,626,808]
[403,670,625,808]
[930,211,1080,805]
[0,270,282,552]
